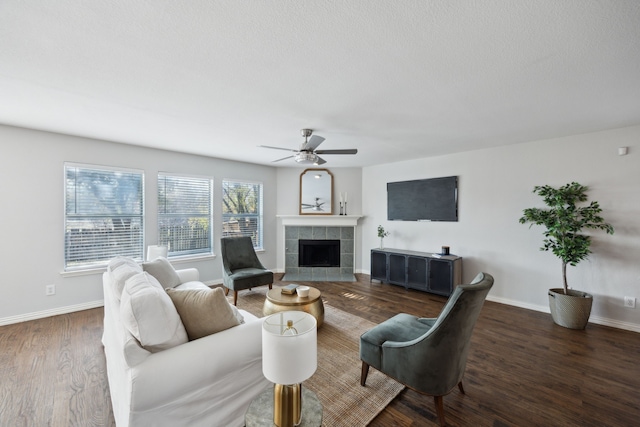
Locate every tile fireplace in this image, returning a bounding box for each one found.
[278,215,361,282]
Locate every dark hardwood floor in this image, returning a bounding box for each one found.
[1,274,639,426]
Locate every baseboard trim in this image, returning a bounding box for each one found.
[487,295,640,333]
[487,295,549,313]
[586,316,640,333]
[3,286,638,333]
[0,300,105,326]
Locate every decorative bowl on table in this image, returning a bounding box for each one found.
[296,286,310,298]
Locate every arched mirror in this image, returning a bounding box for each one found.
[300,169,333,215]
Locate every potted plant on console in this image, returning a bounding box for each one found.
[377,225,389,250]
[519,182,614,329]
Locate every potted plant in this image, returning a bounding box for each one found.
[519,182,614,329]
[377,225,390,249]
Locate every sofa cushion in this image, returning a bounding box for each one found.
[120,272,188,352]
[166,287,243,340]
[142,257,181,289]
[107,256,143,300]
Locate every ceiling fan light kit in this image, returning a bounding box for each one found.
[260,129,357,165]
[295,152,319,164]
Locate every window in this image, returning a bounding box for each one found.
[158,174,213,258]
[64,164,144,270]
[222,180,263,249]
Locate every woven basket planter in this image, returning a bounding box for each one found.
[548,288,593,329]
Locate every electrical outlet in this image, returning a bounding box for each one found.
[624,296,636,308]
[46,284,55,296]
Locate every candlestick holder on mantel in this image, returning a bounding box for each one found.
[339,192,348,216]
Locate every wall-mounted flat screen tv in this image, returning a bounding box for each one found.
[387,176,458,221]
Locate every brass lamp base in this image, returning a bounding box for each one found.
[273,383,302,427]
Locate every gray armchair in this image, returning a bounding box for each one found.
[359,272,494,426]
[220,236,273,306]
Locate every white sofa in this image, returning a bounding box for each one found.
[102,257,270,426]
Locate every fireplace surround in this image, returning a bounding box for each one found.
[278,215,361,282]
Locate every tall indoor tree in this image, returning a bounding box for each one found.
[519,182,614,294]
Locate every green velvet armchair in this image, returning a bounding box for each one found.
[359,272,494,426]
[220,236,273,306]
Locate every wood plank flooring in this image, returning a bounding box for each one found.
[0,306,113,426]
[1,274,639,426]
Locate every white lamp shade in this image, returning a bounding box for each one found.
[262,311,317,385]
[146,245,168,261]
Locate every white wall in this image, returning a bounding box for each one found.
[2,123,638,331]
[0,125,278,323]
[362,125,640,331]
[275,167,362,272]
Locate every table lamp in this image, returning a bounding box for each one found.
[146,245,168,261]
[262,311,317,427]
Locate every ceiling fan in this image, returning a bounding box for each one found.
[259,129,357,165]
[301,197,326,211]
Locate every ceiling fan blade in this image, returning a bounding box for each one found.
[303,135,325,151]
[259,145,298,152]
[314,156,327,165]
[272,155,294,162]
[315,149,358,155]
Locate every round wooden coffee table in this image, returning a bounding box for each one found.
[263,286,324,328]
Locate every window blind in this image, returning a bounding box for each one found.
[158,174,213,257]
[222,180,263,249]
[64,164,144,270]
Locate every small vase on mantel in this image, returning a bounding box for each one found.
[379,237,384,249]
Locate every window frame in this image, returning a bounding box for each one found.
[222,179,264,250]
[157,172,214,259]
[64,162,145,271]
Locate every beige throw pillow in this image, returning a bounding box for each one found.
[142,257,181,289]
[166,287,242,340]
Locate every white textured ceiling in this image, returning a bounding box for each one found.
[2,1,640,167]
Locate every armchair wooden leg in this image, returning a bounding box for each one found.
[224,288,229,296]
[434,395,446,427]
[360,362,370,386]
[268,284,272,290]
[233,291,238,306]
[458,381,465,394]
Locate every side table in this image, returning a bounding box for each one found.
[263,286,325,327]
[245,386,322,427]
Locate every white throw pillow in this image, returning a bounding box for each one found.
[142,257,181,289]
[120,272,188,352]
[107,257,142,300]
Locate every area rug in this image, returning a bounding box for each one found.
[228,287,404,426]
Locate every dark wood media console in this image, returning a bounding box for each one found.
[370,248,462,297]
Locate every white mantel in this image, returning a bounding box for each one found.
[277,215,362,226]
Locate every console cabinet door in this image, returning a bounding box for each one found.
[370,251,388,282]
[388,254,406,286]
[428,259,453,296]
[407,256,428,291]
